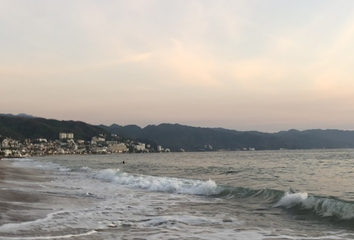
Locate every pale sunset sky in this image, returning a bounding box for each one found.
[1,0,354,132]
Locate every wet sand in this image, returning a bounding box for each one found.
[0,160,52,226]
[0,160,95,238]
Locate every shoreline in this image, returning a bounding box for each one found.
[0,160,52,228]
[0,159,95,238]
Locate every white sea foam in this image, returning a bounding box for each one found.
[0,169,242,239]
[0,230,97,240]
[10,158,70,172]
[80,166,90,171]
[1,158,33,162]
[4,156,350,240]
[92,168,218,195]
[0,211,65,232]
[273,192,308,208]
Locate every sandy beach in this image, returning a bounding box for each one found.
[0,160,95,239]
[0,160,50,225]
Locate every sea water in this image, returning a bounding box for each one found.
[2,149,354,239]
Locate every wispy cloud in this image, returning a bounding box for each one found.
[2,0,354,130]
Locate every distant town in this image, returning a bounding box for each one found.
[4,114,354,152]
[0,133,171,158]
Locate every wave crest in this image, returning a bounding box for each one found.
[274,192,354,221]
[92,169,218,196]
[273,192,308,208]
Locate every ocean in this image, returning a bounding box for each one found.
[2,149,354,239]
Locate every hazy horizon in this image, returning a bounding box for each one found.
[2,1,354,132]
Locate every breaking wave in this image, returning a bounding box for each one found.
[92,169,219,196]
[14,158,354,226]
[274,192,354,221]
[217,186,354,222]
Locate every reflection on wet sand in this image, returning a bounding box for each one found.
[0,160,96,239]
[0,160,50,226]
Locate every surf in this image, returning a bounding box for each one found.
[92,168,219,196]
[274,192,354,222]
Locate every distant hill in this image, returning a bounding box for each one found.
[3,113,354,151]
[0,115,107,141]
[101,123,354,151]
[0,113,36,118]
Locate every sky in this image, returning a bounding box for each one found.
[1,0,354,132]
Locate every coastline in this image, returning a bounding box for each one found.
[0,159,95,238]
[0,160,52,226]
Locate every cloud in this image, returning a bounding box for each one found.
[230,58,286,88]
[157,40,219,87]
[304,16,354,100]
[3,0,354,131]
[92,52,152,68]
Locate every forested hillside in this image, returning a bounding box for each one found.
[101,124,354,151]
[0,115,107,140]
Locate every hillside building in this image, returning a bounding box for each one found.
[108,143,128,153]
[59,133,74,140]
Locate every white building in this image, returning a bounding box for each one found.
[91,136,105,145]
[108,143,128,153]
[2,139,10,148]
[67,133,74,139]
[59,133,67,139]
[135,143,145,151]
[59,133,74,139]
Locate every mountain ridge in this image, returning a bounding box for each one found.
[0,115,107,141]
[2,114,354,152]
[100,123,354,151]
